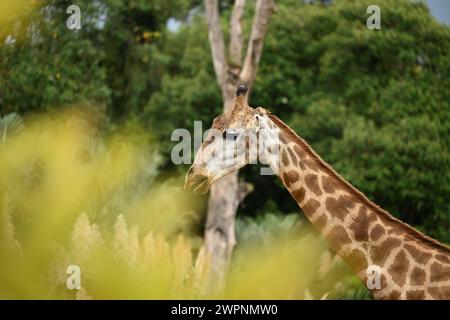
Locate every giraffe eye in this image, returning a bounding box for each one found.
[223,130,239,141]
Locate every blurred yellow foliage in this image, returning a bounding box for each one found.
[0,0,40,41]
[0,110,356,299]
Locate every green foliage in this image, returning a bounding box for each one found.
[254,0,450,241]
[0,0,192,117]
[143,0,450,242]
[141,0,450,242]
[0,1,110,114]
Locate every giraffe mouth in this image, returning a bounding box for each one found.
[184,173,210,195]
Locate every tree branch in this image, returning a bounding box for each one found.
[240,0,275,85]
[204,0,228,92]
[228,0,246,67]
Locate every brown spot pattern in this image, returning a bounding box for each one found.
[292,187,306,203]
[343,249,367,273]
[371,238,402,265]
[269,115,450,299]
[406,290,425,300]
[281,150,289,167]
[430,262,450,282]
[293,145,307,159]
[349,206,376,242]
[325,195,355,221]
[410,267,426,285]
[282,171,299,187]
[280,133,290,144]
[388,249,409,287]
[287,148,297,165]
[384,290,401,300]
[305,174,322,196]
[404,244,432,265]
[298,161,306,170]
[322,175,340,193]
[436,254,450,264]
[315,214,328,230]
[303,159,320,172]
[428,286,450,299]
[370,225,386,241]
[327,226,351,251]
[302,199,320,217]
[350,206,374,242]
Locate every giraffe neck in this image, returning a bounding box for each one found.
[260,112,450,300]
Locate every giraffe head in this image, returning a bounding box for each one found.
[185,85,272,194]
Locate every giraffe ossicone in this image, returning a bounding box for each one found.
[184,85,450,300]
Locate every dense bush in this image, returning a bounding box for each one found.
[145,0,450,242]
[253,0,450,241]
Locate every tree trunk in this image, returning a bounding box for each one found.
[201,0,275,292]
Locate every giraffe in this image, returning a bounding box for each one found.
[184,84,450,300]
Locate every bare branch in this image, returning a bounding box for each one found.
[204,0,228,91]
[228,0,246,67]
[240,0,275,85]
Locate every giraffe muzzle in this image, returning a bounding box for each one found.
[184,169,210,195]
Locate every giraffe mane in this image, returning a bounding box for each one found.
[266,112,450,255]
